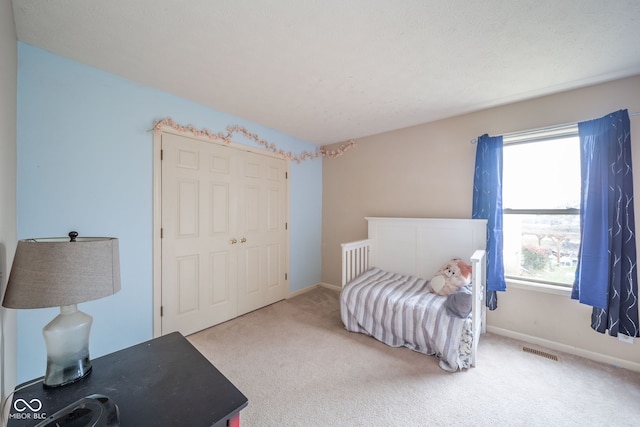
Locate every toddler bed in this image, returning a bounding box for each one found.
[340,217,487,371]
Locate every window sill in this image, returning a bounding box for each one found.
[506,278,573,297]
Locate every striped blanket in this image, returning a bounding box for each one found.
[340,267,472,371]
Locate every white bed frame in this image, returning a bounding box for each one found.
[341,217,487,367]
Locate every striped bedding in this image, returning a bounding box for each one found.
[340,267,473,371]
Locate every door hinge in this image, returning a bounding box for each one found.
[161,228,163,238]
[285,171,288,179]
[285,222,288,230]
[160,306,164,317]
[285,273,288,280]
[160,149,164,160]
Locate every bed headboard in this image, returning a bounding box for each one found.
[365,217,487,279]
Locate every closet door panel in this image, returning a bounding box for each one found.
[161,133,237,335]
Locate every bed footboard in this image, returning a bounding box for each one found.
[470,249,487,367]
[341,239,373,287]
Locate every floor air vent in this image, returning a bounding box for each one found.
[521,346,559,361]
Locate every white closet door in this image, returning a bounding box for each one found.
[236,150,288,315]
[161,133,238,335]
[160,132,287,336]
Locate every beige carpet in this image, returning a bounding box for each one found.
[188,287,640,427]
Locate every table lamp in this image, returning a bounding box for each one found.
[2,231,121,388]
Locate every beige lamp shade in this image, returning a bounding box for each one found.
[2,236,121,309]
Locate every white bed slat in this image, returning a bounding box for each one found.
[341,239,373,286]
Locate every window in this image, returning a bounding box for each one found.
[502,125,580,286]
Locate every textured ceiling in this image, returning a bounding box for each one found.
[11,0,640,145]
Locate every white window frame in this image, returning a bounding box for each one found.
[502,124,579,296]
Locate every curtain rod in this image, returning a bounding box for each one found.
[470,111,640,144]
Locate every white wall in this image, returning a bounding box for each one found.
[0,0,17,403]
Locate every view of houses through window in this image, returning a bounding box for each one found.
[502,126,580,286]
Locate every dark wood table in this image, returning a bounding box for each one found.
[6,332,248,426]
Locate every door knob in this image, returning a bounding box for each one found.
[240,237,247,243]
[229,238,237,244]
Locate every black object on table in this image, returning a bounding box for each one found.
[6,332,248,426]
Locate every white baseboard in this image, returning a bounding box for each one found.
[287,282,340,299]
[487,325,640,373]
[287,285,316,298]
[317,282,341,292]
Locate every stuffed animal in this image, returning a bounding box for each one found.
[428,258,472,296]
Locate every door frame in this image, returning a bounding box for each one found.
[152,126,291,337]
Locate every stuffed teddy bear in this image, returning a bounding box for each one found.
[428,258,472,296]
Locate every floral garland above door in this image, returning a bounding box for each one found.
[153,118,356,163]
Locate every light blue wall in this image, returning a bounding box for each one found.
[16,42,322,382]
